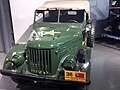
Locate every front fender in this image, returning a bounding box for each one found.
[56,53,79,78]
[3,44,26,69]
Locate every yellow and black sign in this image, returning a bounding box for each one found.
[64,70,86,82]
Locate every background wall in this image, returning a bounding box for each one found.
[10,0,50,42]
[0,0,14,53]
[90,0,109,20]
[10,0,109,43]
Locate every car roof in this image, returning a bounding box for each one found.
[37,1,90,12]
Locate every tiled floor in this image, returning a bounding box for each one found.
[0,43,120,90]
[0,53,5,78]
[89,44,120,90]
[0,53,5,69]
[0,53,17,90]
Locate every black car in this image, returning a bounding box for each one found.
[103,0,120,40]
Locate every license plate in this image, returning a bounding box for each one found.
[64,70,86,82]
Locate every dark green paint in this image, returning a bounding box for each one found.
[2,9,92,83]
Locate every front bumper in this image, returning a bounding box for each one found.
[0,69,91,86]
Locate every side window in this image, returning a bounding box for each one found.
[43,10,58,22]
[44,11,49,18]
[35,12,43,22]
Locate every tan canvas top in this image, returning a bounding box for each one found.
[38,1,90,12]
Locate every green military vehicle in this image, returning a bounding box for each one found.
[0,1,95,86]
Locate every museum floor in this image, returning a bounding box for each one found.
[0,43,120,90]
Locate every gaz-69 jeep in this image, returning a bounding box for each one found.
[0,1,95,86]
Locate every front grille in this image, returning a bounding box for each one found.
[26,48,51,74]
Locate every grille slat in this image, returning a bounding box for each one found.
[41,50,44,73]
[33,49,36,72]
[27,48,51,74]
[47,50,50,72]
[38,50,41,73]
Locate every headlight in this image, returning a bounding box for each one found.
[62,59,76,70]
[4,54,24,69]
[4,60,16,70]
[12,54,24,67]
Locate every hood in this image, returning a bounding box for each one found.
[27,23,83,48]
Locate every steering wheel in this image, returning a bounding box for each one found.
[67,20,79,23]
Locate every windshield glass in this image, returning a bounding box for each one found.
[35,10,85,23]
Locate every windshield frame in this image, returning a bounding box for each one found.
[34,9,86,23]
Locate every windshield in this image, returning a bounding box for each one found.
[34,10,85,23]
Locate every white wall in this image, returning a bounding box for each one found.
[10,0,54,43]
[10,0,109,43]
